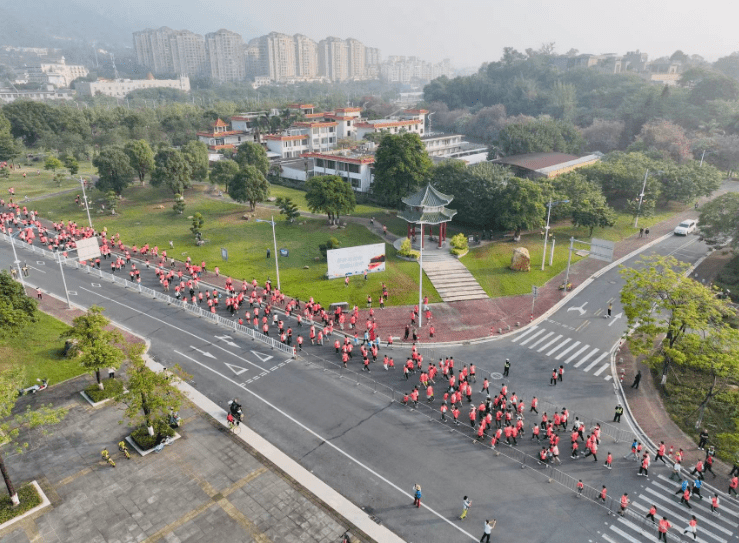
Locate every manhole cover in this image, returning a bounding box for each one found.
[490,372,503,380]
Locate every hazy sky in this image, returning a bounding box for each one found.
[79,0,739,68]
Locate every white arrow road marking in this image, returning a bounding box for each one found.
[190,346,215,359]
[215,335,239,348]
[607,312,623,327]
[567,301,588,316]
[251,351,273,363]
[224,362,248,376]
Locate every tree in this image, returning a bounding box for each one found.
[209,158,239,191]
[123,140,154,185]
[116,342,186,439]
[372,133,433,207]
[62,306,125,390]
[0,131,20,164]
[105,191,118,214]
[43,156,63,173]
[234,142,269,176]
[182,140,209,182]
[0,271,37,338]
[190,212,204,239]
[172,193,186,215]
[580,119,625,153]
[698,192,739,250]
[571,192,616,236]
[151,148,192,195]
[305,175,357,223]
[636,120,691,163]
[585,152,663,203]
[496,118,585,156]
[620,255,732,384]
[0,365,68,505]
[93,147,136,195]
[654,161,722,206]
[714,52,739,81]
[228,165,269,211]
[275,197,300,223]
[63,155,79,175]
[494,177,546,238]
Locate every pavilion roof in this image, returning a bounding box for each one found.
[401,184,453,208]
[398,207,457,225]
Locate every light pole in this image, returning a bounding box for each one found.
[79,176,93,230]
[541,199,569,271]
[256,216,280,291]
[8,231,25,289]
[418,221,424,328]
[633,169,649,229]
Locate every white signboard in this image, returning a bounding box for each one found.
[589,238,615,262]
[75,237,101,261]
[327,243,386,279]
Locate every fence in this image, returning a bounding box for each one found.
[1,235,295,357]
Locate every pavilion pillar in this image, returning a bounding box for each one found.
[407,222,410,240]
[438,224,442,248]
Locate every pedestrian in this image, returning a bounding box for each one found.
[631,370,642,389]
[658,517,671,542]
[711,493,720,515]
[550,368,557,386]
[36,287,42,299]
[691,478,703,500]
[440,401,448,422]
[638,453,650,477]
[604,451,612,469]
[698,428,709,450]
[619,493,629,516]
[413,484,422,508]
[680,487,692,509]
[644,227,650,237]
[558,365,564,382]
[606,302,612,318]
[613,404,623,423]
[669,459,681,481]
[646,504,657,523]
[728,475,738,496]
[639,227,644,238]
[460,496,471,520]
[479,519,495,543]
[503,358,510,377]
[599,485,607,504]
[683,515,697,540]
[690,459,704,480]
[655,441,667,464]
[576,479,583,497]
[530,396,538,414]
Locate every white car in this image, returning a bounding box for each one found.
[674,219,697,236]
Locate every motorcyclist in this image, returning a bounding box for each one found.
[229,398,243,422]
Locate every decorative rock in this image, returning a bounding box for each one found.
[267,196,276,202]
[242,214,250,220]
[303,265,310,269]
[154,205,165,209]
[510,247,531,271]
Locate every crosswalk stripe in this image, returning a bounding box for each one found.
[566,344,590,364]
[546,337,571,356]
[605,375,613,381]
[519,328,546,346]
[584,351,609,372]
[608,523,645,543]
[593,363,610,376]
[631,500,726,543]
[574,347,600,368]
[643,486,733,536]
[555,341,581,360]
[537,334,562,352]
[654,474,739,517]
[529,331,555,349]
[512,326,538,343]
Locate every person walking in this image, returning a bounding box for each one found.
[645,504,657,523]
[728,475,738,497]
[683,515,697,540]
[503,358,510,377]
[711,493,720,515]
[606,302,612,318]
[680,487,692,509]
[613,404,624,423]
[460,496,471,520]
[658,517,671,542]
[655,441,668,464]
[619,493,629,516]
[479,519,495,543]
[413,484,422,508]
[550,368,557,386]
[639,453,650,477]
[698,428,709,450]
[36,287,42,300]
[631,370,642,389]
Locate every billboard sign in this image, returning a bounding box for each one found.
[327,243,386,279]
[74,237,101,261]
[589,238,615,262]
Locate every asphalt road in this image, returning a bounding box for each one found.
[2,229,733,543]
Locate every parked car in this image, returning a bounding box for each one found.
[674,219,697,236]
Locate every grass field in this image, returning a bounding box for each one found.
[0,312,86,386]
[1,161,96,200]
[31,184,440,308]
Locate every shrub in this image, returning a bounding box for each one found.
[0,484,42,523]
[84,377,124,402]
[450,233,469,255]
[130,418,176,450]
[398,238,420,259]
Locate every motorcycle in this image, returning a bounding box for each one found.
[18,378,48,396]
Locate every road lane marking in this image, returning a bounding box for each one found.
[512,326,538,343]
[573,347,599,368]
[585,352,609,372]
[564,344,589,364]
[555,341,580,360]
[529,331,554,349]
[519,328,545,346]
[593,363,610,377]
[537,334,562,352]
[546,337,571,357]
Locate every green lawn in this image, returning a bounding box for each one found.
[0,312,86,386]
[267,183,389,216]
[1,161,96,200]
[32,184,440,308]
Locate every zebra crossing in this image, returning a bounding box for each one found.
[511,325,613,381]
[602,474,739,543]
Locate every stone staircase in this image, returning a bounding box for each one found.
[420,251,488,303]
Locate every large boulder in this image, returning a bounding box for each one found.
[510,247,531,271]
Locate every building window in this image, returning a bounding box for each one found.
[326,160,336,169]
[315,159,324,167]
[348,163,360,173]
[351,178,361,189]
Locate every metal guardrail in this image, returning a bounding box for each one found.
[1,235,295,357]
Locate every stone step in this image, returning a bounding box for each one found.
[432,282,485,291]
[435,285,487,294]
[443,293,490,302]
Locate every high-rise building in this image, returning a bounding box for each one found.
[169,30,207,76]
[205,29,245,82]
[318,37,348,82]
[133,27,175,74]
[265,32,297,80]
[294,34,318,78]
[346,38,365,79]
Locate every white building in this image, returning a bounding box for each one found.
[304,149,375,192]
[0,88,74,104]
[197,118,254,151]
[76,75,190,98]
[26,57,88,88]
[264,120,338,158]
[205,29,245,82]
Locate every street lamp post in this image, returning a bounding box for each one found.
[256,216,280,291]
[541,199,569,271]
[633,169,649,229]
[418,222,424,328]
[79,176,93,230]
[8,232,25,289]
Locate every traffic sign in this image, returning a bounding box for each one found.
[75,237,101,261]
[589,238,615,262]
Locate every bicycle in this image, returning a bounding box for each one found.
[118,440,131,459]
[227,413,241,434]
[101,448,116,468]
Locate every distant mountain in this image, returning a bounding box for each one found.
[0,0,138,49]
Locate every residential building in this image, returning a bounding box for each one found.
[76,75,190,98]
[365,47,381,68]
[346,38,365,79]
[133,27,175,74]
[294,34,318,78]
[26,57,88,88]
[304,148,376,192]
[0,88,74,104]
[196,118,254,151]
[205,29,245,82]
[264,120,338,158]
[324,107,362,138]
[318,37,349,81]
[352,109,427,140]
[230,111,268,132]
[286,103,315,115]
[493,152,601,179]
[379,56,452,84]
[264,32,297,80]
[169,30,207,76]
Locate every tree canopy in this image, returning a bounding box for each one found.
[182,140,209,182]
[234,141,269,176]
[151,148,192,194]
[494,177,546,238]
[93,146,136,195]
[305,175,356,222]
[496,118,585,156]
[123,139,155,185]
[0,271,37,338]
[698,192,739,251]
[372,132,433,207]
[228,164,269,211]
